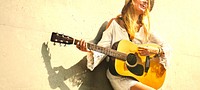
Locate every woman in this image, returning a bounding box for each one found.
[76,0,171,89]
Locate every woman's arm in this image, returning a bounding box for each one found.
[86,24,114,71]
[77,20,115,71]
[148,32,172,68]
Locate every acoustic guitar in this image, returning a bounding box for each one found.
[50,32,166,89]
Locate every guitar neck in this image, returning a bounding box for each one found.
[73,39,127,61]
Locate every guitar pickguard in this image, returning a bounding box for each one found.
[127,64,143,76]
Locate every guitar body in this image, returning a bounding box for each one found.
[110,40,166,89]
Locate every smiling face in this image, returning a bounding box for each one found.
[121,0,151,41]
[133,0,149,14]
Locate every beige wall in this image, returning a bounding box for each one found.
[0,0,200,90]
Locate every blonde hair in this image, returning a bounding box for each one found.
[121,0,151,42]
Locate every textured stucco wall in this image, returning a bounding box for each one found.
[0,0,200,90]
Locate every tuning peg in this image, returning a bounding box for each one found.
[60,43,62,46]
[56,32,59,36]
[53,42,56,45]
[64,44,66,47]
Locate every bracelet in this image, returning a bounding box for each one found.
[157,48,161,57]
[157,48,165,57]
[158,48,161,54]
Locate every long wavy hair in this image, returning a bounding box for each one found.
[121,0,151,42]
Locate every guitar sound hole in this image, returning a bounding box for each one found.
[126,53,137,66]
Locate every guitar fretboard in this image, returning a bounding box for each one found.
[74,39,127,61]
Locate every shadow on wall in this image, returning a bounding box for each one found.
[41,42,70,90]
[41,21,113,90]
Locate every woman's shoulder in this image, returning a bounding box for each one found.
[106,16,126,29]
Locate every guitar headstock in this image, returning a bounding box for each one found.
[50,32,74,45]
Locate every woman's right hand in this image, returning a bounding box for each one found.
[76,39,91,52]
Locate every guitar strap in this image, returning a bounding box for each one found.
[114,16,132,41]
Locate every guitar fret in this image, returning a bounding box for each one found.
[87,43,127,61]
